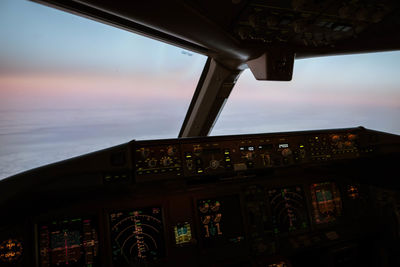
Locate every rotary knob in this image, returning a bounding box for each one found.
[167,146,176,156]
[264,154,272,166]
[140,148,150,159]
[282,148,292,157]
[331,135,341,142]
[148,159,157,168]
[245,151,254,160]
[348,134,357,141]
[210,159,220,169]
[161,157,172,167]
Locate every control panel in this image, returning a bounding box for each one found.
[134,128,371,182]
[135,143,183,181]
[109,207,165,265]
[1,127,398,267]
[38,217,99,267]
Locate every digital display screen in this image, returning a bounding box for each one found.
[310,182,342,224]
[38,218,98,267]
[347,184,360,199]
[258,144,274,150]
[174,222,192,245]
[278,143,289,148]
[197,195,244,248]
[240,146,255,151]
[267,186,308,234]
[0,239,23,264]
[109,207,165,265]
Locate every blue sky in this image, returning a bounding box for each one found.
[0,0,399,179]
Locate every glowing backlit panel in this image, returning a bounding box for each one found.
[267,186,308,234]
[198,199,223,238]
[0,239,23,263]
[347,184,360,199]
[268,261,290,267]
[109,207,165,265]
[174,222,192,245]
[38,218,98,267]
[197,195,244,247]
[310,182,342,224]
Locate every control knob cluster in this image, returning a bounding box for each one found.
[330,133,358,150]
[136,145,181,175]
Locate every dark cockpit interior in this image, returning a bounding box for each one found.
[1,1,400,266]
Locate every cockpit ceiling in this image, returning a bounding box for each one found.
[191,0,400,50]
[33,0,400,67]
[231,0,398,48]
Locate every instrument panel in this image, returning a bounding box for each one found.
[197,195,245,248]
[0,127,398,266]
[267,186,309,234]
[27,180,353,266]
[133,128,375,184]
[38,218,98,267]
[310,182,342,224]
[0,239,23,264]
[109,207,165,265]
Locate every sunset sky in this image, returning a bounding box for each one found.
[0,0,399,179]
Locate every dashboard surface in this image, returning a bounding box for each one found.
[0,127,399,266]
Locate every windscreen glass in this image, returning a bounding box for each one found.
[212,52,400,136]
[0,0,207,179]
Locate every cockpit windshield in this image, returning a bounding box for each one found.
[1,0,399,180]
[212,52,400,136]
[0,0,207,179]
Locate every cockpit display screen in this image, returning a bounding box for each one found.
[310,182,342,224]
[109,207,165,265]
[174,222,192,245]
[267,186,308,234]
[197,195,244,248]
[0,239,23,264]
[38,217,98,267]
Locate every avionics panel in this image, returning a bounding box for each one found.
[109,207,165,265]
[173,222,192,246]
[0,239,23,264]
[310,182,342,224]
[133,128,371,183]
[38,217,98,267]
[135,144,182,181]
[267,186,309,234]
[197,195,245,248]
